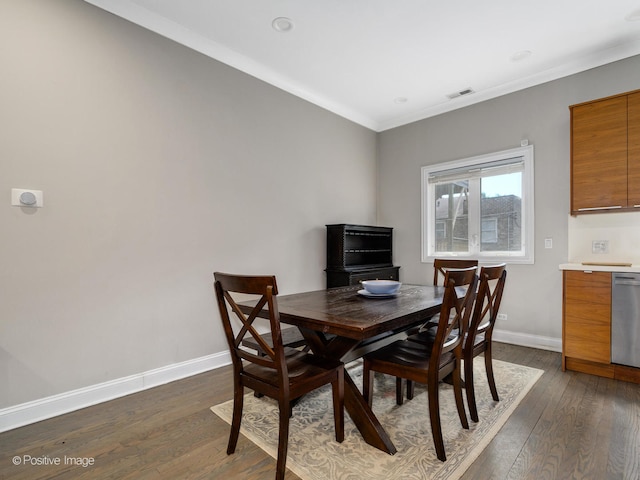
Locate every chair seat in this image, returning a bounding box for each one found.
[410,327,483,345]
[365,339,456,374]
[243,348,343,389]
[407,328,460,349]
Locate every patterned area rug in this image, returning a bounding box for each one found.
[211,359,543,480]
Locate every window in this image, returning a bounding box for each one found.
[481,218,498,244]
[421,145,534,264]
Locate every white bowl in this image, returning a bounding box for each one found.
[361,280,401,295]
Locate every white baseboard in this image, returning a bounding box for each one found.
[0,351,231,433]
[493,328,562,353]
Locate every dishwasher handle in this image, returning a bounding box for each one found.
[613,276,640,286]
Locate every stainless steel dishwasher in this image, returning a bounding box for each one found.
[611,272,640,368]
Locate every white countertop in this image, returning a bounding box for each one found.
[559,263,640,273]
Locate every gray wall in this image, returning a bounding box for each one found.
[0,0,376,408]
[378,55,640,348]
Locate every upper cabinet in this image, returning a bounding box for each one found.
[628,92,640,207]
[325,224,400,288]
[570,89,640,215]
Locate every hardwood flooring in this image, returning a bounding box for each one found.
[1,343,638,479]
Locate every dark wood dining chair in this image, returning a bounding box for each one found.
[362,267,478,461]
[433,258,479,285]
[404,258,479,338]
[463,263,507,422]
[213,272,344,480]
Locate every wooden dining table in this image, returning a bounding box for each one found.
[241,283,445,455]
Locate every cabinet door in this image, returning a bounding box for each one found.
[571,96,628,213]
[628,92,640,207]
[563,270,611,364]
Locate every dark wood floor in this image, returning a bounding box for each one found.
[1,343,639,480]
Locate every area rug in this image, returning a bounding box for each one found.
[211,359,543,480]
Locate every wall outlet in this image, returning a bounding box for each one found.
[592,240,609,254]
[497,313,507,322]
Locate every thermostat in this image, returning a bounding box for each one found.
[11,189,43,208]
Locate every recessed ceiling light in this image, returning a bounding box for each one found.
[394,97,408,104]
[272,17,294,32]
[625,8,640,21]
[511,50,532,62]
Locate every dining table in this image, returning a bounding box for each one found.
[241,283,445,455]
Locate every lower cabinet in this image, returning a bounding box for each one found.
[562,269,640,383]
[563,270,611,365]
[326,266,400,288]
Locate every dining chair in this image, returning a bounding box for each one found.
[405,264,507,421]
[463,263,507,422]
[362,266,478,461]
[433,258,479,285]
[213,272,345,480]
[404,258,479,338]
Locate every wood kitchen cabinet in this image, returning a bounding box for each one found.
[570,89,640,215]
[628,92,640,206]
[562,269,640,383]
[562,270,611,366]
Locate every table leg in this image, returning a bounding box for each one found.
[299,329,397,455]
[343,371,397,454]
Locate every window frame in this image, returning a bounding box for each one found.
[421,145,534,264]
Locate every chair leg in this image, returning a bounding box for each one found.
[484,343,500,401]
[254,352,266,398]
[227,384,244,454]
[363,359,374,408]
[407,379,415,400]
[332,368,345,443]
[452,363,469,430]
[275,397,291,480]
[428,381,446,462]
[395,377,404,405]
[465,355,479,423]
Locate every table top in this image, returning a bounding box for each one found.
[270,284,445,340]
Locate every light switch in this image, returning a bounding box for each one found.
[11,188,43,208]
[544,238,552,249]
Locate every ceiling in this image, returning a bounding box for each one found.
[85,0,640,132]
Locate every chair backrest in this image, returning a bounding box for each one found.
[430,266,478,368]
[214,272,288,377]
[433,259,479,285]
[466,264,507,349]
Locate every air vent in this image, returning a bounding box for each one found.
[447,88,475,100]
